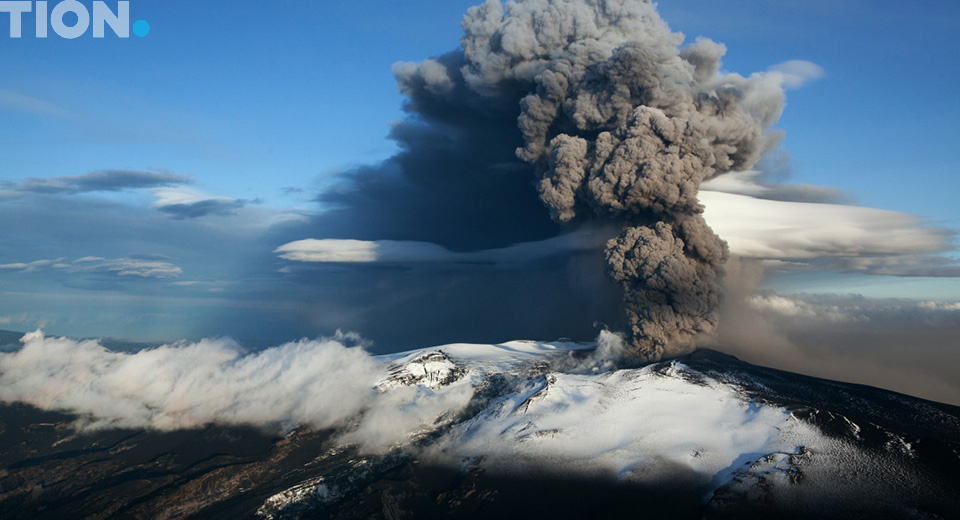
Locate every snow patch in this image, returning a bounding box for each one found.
[421,360,831,496]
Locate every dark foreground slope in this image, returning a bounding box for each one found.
[0,348,958,519]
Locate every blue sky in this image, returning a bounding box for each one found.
[1,0,958,347]
[2,1,482,208]
[4,0,957,219]
[656,0,960,225]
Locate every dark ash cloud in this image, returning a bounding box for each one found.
[287,0,801,362]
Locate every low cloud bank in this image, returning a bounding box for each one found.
[0,331,380,431]
[0,330,486,450]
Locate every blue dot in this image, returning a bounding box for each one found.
[133,20,150,37]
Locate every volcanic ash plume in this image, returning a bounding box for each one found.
[396,0,788,362]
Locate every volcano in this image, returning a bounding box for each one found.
[1,340,958,519]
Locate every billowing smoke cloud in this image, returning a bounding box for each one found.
[393,0,790,361]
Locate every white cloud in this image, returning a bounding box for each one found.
[918,300,960,312]
[0,256,182,279]
[700,191,950,260]
[275,239,419,263]
[151,187,247,219]
[110,259,183,278]
[0,331,381,431]
[700,170,848,203]
[0,331,489,449]
[75,256,107,263]
[0,259,55,273]
[150,186,308,229]
[0,88,69,118]
[698,172,960,277]
[746,294,858,323]
[274,225,612,266]
[277,186,955,278]
[767,60,825,89]
[151,186,234,207]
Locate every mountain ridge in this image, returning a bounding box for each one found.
[0,341,958,518]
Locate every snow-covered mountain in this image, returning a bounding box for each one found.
[1,339,958,519]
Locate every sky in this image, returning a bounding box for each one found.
[1,0,958,376]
